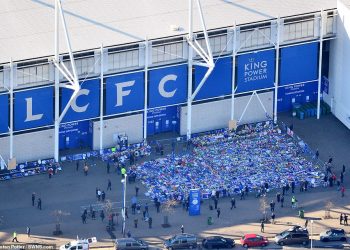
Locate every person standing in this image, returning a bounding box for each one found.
[291,181,295,193]
[214,198,218,209]
[341,186,345,197]
[12,231,19,242]
[134,218,138,228]
[82,213,87,224]
[135,186,139,197]
[100,210,105,222]
[31,193,36,206]
[343,165,346,173]
[37,198,42,210]
[270,200,275,212]
[26,226,31,238]
[276,192,281,203]
[271,213,275,224]
[107,161,110,174]
[83,164,89,176]
[341,172,344,184]
[148,217,152,228]
[156,201,161,213]
[260,221,265,233]
[121,166,126,178]
[107,179,112,191]
[230,197,236,209]
[340,214,344,225]
[217,208,221,218]
[280,195,284,208]
[76,160,79,171]
[181,225,184,234]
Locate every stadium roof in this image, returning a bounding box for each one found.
[0,0,337,64]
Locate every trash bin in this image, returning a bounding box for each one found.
[207,216,213,225]
[298,209,304,218]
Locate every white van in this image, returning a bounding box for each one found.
[60,238,97,250]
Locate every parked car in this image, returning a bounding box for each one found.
[240,234,268,248]
[275,230,309,246]
[115,238,148,250]
[164,234,197,250]
[320,228,347,242]
[60,238,97,250]
[202,236,235,249]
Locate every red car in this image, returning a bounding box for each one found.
[240,234,268,248]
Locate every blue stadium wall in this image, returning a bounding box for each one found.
[0,41,328,161]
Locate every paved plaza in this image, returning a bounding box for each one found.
[0,114,350,249]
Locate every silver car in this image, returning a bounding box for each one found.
[115,238,149,250]
[320,229,346,242]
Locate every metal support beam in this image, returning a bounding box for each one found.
[99,44,104,152]
[143,39,149,140]
[9,59,14,160]
[273,18,280,124]
[317,11,324,119]
[186,0,193,140]
[230,24,237,120]
[54,0,59,162]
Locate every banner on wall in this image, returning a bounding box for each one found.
[236,50,276,93]
[280,42,319,86]
[147,106,180,135]
[149,64,187,108]
[59,121,91,150]
[106,72,144,115]
[61,79,100,123]
[194,57,232,100]
[189,189,201,216]
[14,87,53,131]
[0,94,8,133]
[277,81,318,112]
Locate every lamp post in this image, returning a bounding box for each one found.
[121,174,127,237]
[311,220,314,250]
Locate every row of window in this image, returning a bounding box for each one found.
[3,14,336,89]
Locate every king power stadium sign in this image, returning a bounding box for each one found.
[244,58,268,83]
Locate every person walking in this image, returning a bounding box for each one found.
[134,218,138,228]
[181,225,184,234]
[341,186,345,197]
[291,181,295,193]
[281,195,284,208]
[81,213,87,224]
[97,189,101,201]
[148,217,152,228]
[291,196,296,209]
[127,231,131,238]
[230,197,236,209]
[270,200,275,212]
[107,179,112,191]
[31,192,35,206]
[121,166,126,178]
[12,231,19,242]
[37,198,42,210]
[100,210,105,222]
[271,213,276,224]
[135,186,139,197]
[340,214,344,225]
[344,214,348,225]
[76,160,79,171]
[26,226,31,238]
[343,165,346,173]
[276,192,281,203]
[341,172,344,184]
[107,161,110,174]
[214,198,218,209]
[101,191,106,202]
[217,208,221,218]
[304,219,309,228]
[83,164,89,176]
[156,201,161,213]
[260,221,265,233]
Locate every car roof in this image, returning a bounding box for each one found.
[330,228,345,232]
[244,234,258,238]
[116,238,137,243]
[207,236,224,239]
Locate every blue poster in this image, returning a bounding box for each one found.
[106,72,144,115]
[194,57,232,100]
[147,106,180,135]
[189,189,201,216]
[59,121,91,150]
[236,50,275,93]
[149,64,187,108]
[61,79,100,123]
[277,81,318,112]
[280,42,319,86]
[0,94,8,133]
[14,87,53,131]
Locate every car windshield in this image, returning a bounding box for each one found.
[64,243,71,248]
[280,231,289,237]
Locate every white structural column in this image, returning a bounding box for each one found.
[186,0,194,140]
[143,39,149,140]
[273,18,280,124]
[99,44,104,152]
[317,11,324,119]
[54,0,60,162]
[230,24,237,120]
[9,59,14,160]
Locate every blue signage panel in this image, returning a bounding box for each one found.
[0,94,8,133]
[189,189,201,216]
[149,65,187,108]
[277,81,318,112]
[106,72,144,115]
[14,87,53,131]
[147,106,180,135]
[61,79,100,123]
[59,120,91,150]
[280,42,319,86]
[194,57,232,100]
[236,49,276,93]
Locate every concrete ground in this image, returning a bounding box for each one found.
[0,113,349,250]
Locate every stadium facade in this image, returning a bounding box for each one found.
[0,0,346,164]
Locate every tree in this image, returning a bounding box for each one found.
[161,200,178,227]
[52,210,70,235]
[259,197,269,223]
